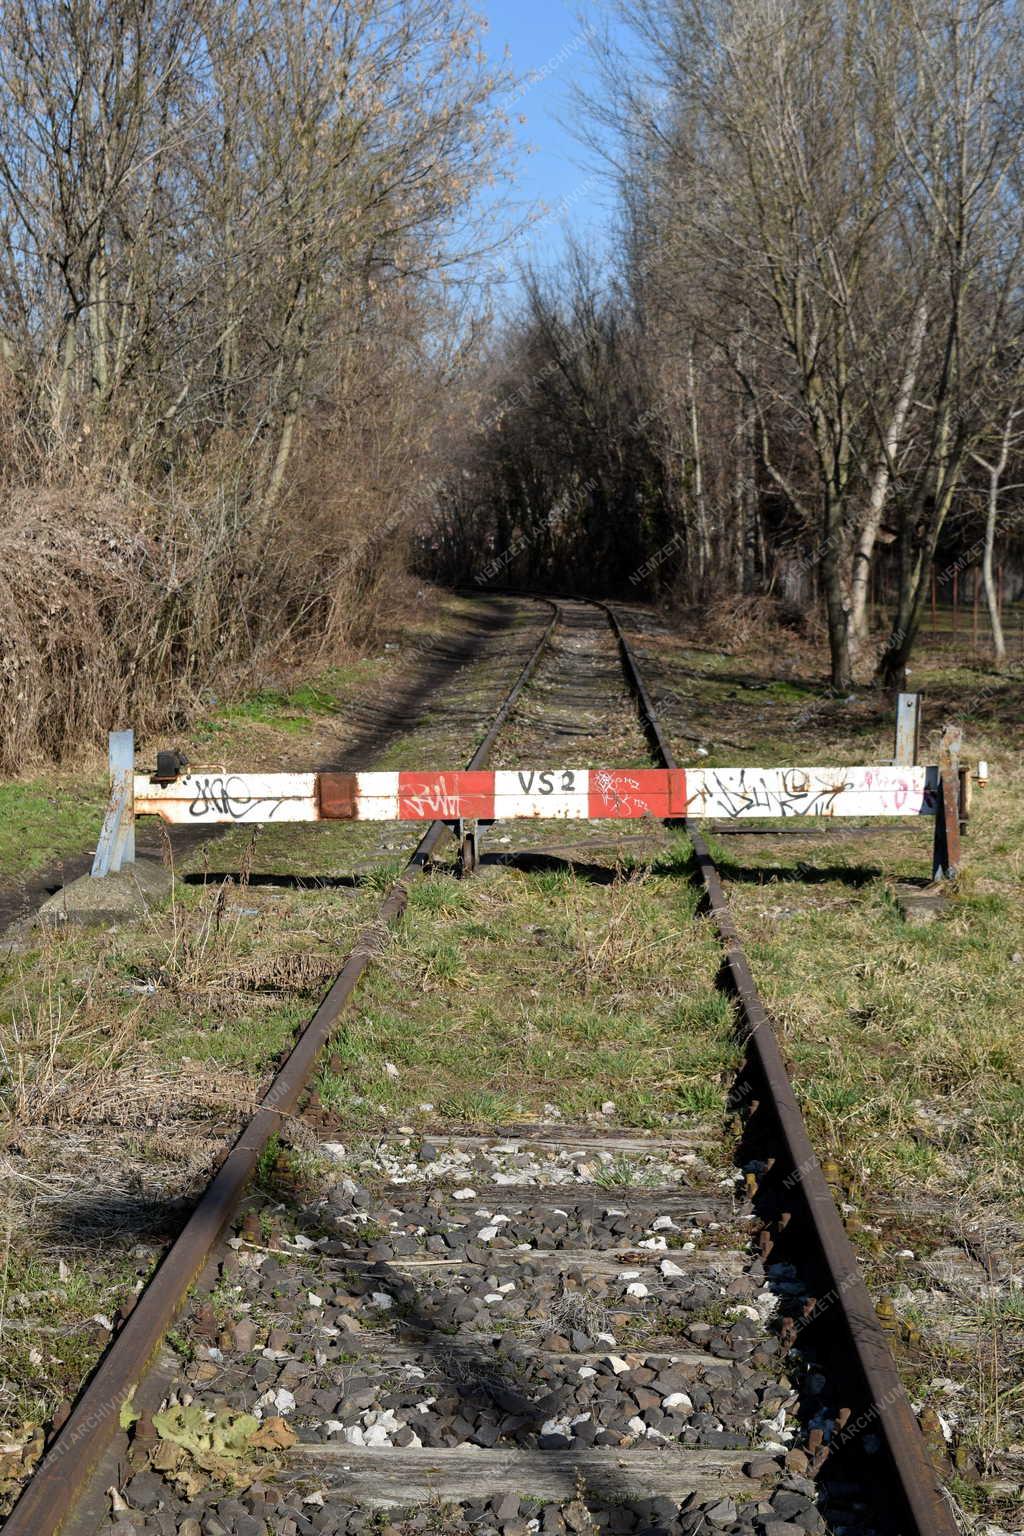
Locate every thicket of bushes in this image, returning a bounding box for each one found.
[0,0,505,771]
[0,424,417,769]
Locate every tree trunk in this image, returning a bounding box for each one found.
[972,414,1018,669]
[264,358,304,512]
[741,398,757,594]
[849,297,927,666]
[981,464,1007,667]
[686,345,710,581]
[877,478,958,686]
[88,250,110,404]
[52,318,78,437]
[821,501,852,689]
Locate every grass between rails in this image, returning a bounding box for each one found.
[312,848,736,1133]
[5,593,1019,1517]
[0,808,741,1472]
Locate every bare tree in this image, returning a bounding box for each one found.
[0,0,516,768]
[0,0,510,480]
[971,399,1024,666]
[874,0,1024,683]
[578,0,1024,686]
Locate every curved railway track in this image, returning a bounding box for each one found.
[2,598,957,1536]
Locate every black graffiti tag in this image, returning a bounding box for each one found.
[710,769,850,819]
[186,775,288,820]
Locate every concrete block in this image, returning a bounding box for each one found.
[894,884,949,925]
[34,858,173,928]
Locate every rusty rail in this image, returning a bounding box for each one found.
[602,602,959,1536]
[2,601,559,1536]
[8,592,959,1536]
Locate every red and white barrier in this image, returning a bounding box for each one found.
[133,764,940,826]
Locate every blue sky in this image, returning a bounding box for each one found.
[477,0,624,278]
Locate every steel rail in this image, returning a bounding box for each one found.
[3,599,559,1536]
[601,601,958,1536]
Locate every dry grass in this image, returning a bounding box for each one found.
[559,861,695,997]
[0,936,259,1222]
[691,592,825,659]
[315,855,736,1131]
[0,947,141,1129]
[0,842,357,1235]
[546,1282,612,1341]
[0,455,416,775]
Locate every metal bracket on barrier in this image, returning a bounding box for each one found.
[92,730,135,877]
[932,725,962,881]
[455,818,478,876]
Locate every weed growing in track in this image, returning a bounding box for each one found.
[314,851,736,1135]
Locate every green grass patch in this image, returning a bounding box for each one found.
[196,662,380,738]
[0,657,393,889]
[0,778,107,881]
[312,860,735,1131]
[0,1244,149,1430]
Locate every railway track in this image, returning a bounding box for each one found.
[2,599,957,1536]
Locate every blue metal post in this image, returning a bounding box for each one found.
[91,730,135,877]
[893,692,921,766]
